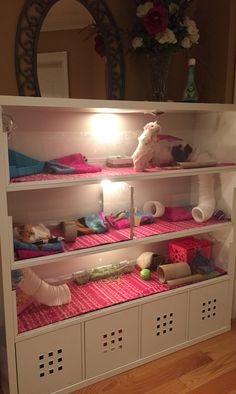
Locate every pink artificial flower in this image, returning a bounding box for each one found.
[143,4,169,35]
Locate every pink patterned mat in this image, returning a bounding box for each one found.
[10,164,234,183]
[57,218,227,253]
[60,226,130,251]
[15,218,228,261]
[17,268,169,333]
[11,166,144,182]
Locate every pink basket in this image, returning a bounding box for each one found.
[169,236,212,263]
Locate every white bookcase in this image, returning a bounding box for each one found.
[0,96,236,394]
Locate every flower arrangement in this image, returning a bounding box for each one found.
[131,0,199,53]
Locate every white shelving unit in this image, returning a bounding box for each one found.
[0,96,236,394]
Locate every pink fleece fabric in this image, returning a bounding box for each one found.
[106,216,130,229]
[163,207,192,221]
[106,213,153,230]
[57,153,101,173]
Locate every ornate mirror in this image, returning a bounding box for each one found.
[15,0,125,99]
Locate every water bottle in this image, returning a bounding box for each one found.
[182,58,198,102]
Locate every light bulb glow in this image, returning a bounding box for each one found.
[101,180,128,192]
[90,114,120,144]
[101,179,113,189]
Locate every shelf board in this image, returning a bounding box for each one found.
[12,220,232,270]
[1,95,236,113]
[7,165,236,192]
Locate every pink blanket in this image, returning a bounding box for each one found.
[163,207,192,221]
[106,215,130,229]
[106,212,154,230]
[57,153,101,173]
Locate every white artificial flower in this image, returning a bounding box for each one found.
[155,28,177,45]
[184,17,200,44]
[169,2,179,15]
[181,36,192,49]
[136,1,153,17]
[189,32,200,44]
[184,17,199,35]
[132,36,144,49]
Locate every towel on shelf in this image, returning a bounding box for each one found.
[76,213,108,235]
[163,206,193,221]
[14,239,64,259]
[106,210,154,230]
[45,153,101,174]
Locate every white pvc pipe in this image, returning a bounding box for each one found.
[19,268,71,306]
[192,174,215,223]
[143,200,165,217]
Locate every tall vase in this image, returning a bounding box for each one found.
[148,53,171,102]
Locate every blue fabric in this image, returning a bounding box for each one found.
[9,149,45,177]
[44,160,76,174]
[11,269,23,289]
[114,210,154,222]
[85,213,108,233]
[14,239,63,251]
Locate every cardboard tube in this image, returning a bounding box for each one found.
[167,274,205,288]
[62,220,77,242]
[157,263,191,283]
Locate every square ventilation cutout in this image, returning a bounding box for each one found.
[201,298,217,321]
[156,312,174,336]
[102,328,123,353]
[38,348,63,378]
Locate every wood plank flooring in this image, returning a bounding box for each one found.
[1,321,236,393]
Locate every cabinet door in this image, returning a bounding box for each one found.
[141,293,188,357]
[85,307,139,378]
[188,280,230,340]
[16,324,82,394]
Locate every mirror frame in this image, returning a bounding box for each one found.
[15,0,125,99]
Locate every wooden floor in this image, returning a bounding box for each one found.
[1,321,236,393]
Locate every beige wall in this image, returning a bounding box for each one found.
[0,0,235,102]
[38,29,106,99]
[0,0,25,95]
[194,0,235,103]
